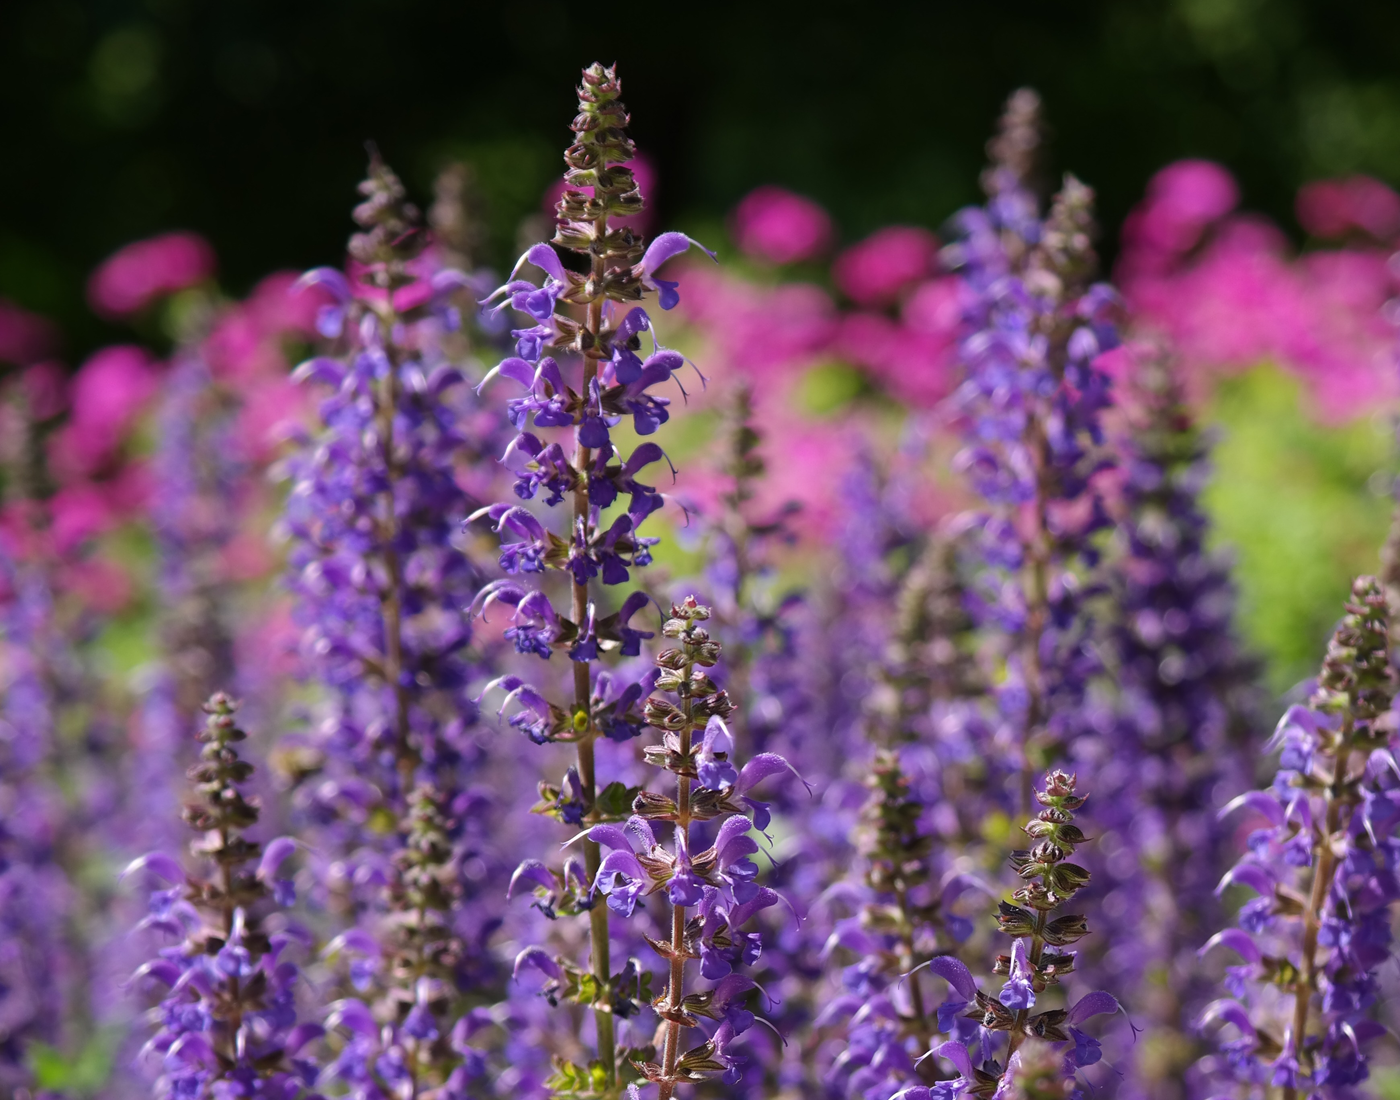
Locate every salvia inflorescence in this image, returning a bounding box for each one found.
[6,60,1400,1100]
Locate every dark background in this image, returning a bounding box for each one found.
[4,0,1400,359]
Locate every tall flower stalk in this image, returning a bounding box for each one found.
[1199,576,1398,1098]
[911,770,1118,1099]
[126,694,318,1099]
[1097,346,1260,1096]
[476,62,709,1092]
[585,596,794,1098]
[949,90,1117,817]
[286,151,490,876]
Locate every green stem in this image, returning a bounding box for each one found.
[657,661,696,1100]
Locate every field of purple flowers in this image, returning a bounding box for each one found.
[7,63,1400,1100]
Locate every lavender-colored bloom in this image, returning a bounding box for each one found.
[321,785,487,1098]
[151,353,240,719]
[947,89,1118,817]
[126,694,320,1098]
[282,152,493,875]
[593,596,798,1098]
[1090,348,1261,1098]
[476,64,710,1091]
[0,552,71,1093]
[921,772,1119,1099]
[1197,576,1398,1097]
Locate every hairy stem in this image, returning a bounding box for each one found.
[658,671,696,1100]
[1282,731,1354,1100]
[572,227,615,1085]
[374,305,417,795]
[1019,416,1052,819]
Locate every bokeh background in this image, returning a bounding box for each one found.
[6,0,1400,694]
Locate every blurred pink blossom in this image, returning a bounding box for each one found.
[19,362,68,420]
[679,266,837,401]
[731,186,833,265]
[87,232,216,319]
[49,346,159,478]
[832,226,938,307]
[1118,159,1400,422]
[0,300,58,365]
[1296,176,1400,241]
[61,556,132,614]
[49,484,114,553]
[1119,160,1238,270]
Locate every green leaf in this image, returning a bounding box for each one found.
[595,781,642,821]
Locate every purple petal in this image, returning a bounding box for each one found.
[291,357,346,387]
[736,752,810,795]
[284,1023,325,1056]
[258,836,297,881]
[1199,998,1255,1037]
[513,946,562,981]
[294,267,351,302]
[1067,990,1121,1025]
[920,955,977,1001]
[121,851,184,884]
[1200,929,1262,964]
[508,859,556,899]
[1220,790,1285,826]
[639,232,717,274]
[513,242,567,284]
[587,825,634,852]
[326,998,379,1039]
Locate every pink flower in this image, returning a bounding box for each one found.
[87,232,216,319]
[832,226,938,307]
[1120,160,1238,271]
[60,556,132,614]
[0,299,58,366]
[20,362,68,420]
[49,346,159,477]
[730,186,833,264]
[1296,176,1400,241]
[1119,161,1400,422]
[49,484,115,553]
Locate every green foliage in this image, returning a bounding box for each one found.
[28,1031,117,1097]
[1201,364,1394,694]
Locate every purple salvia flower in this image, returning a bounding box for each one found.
[475,63,710,1090]
[0,552,72,1094]
[1091,346,1262,1097]
[922,771,1119,1099]
[151,352,241,720]
[126,694,321,1098]
[321,784,485,1098]
[612,596,798,1098]
[948,89,1118,818]
[1197,576,1398,1097]
[282,154,498,913]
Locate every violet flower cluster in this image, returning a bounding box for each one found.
[283,151,491,867]
[1199,576,1399,1098]
[911,770,1120,1100]
[1093,348,1261,1096]
[474,63,709,1094]
[590,596,795,1097]
[947,89,1118,816]
[282,153,512,1098]
[126,694,320,1099]
[0,552,71,1094]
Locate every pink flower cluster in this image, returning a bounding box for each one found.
[676,188,960,535]
[87,232,216,319]
[1118,160,1400,422]
[2,233,325,615]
